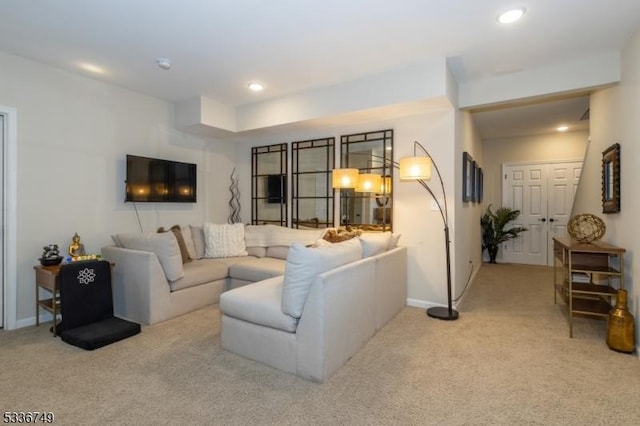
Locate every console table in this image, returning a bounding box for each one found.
[553,237,625,337]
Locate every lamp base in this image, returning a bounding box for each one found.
[426,306,459,321]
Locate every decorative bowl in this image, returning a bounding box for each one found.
[567,213,606,243]
[39,256,63,266]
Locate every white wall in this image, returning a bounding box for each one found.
[573,28,640,349]
[455,111,484,305]
[234,108,459,309]
[0,52,235,326]
[483,131,590,210]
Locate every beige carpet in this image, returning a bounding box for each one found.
[2,263,639,425]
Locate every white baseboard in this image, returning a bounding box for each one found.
[16,312,56,329]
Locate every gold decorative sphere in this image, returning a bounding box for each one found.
[567,214,606,243]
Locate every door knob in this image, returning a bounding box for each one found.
[549,218,555,222]
[539,218,546,222]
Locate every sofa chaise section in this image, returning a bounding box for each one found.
[220,245,407,382]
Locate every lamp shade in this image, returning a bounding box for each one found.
[399,156,432,180]
[355,173,382,193]
[332,168,359,189]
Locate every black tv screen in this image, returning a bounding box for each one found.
[125,155,197,203]
[266,174,286,204]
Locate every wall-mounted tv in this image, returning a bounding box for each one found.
[266,174,286,204]
[125,155,197,203]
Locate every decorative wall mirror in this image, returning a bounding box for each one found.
[602,142,620,213]
[291,137,335,229]
[251,143,288,226]
[340,129,393,231]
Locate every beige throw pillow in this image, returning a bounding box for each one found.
[189,225,206,259]
[115,232,184,282]
[358,232,392,258]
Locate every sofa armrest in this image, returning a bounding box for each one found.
[375,246,407,329]
[295,256,377,382]
[101,246,171,325]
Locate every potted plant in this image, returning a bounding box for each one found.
[481,205,527,263]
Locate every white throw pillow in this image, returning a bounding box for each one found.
[388,233,402,250]
[204,223,248,258]
[281,238,363,318]
[358,232,393,258]
[115,232,184,282]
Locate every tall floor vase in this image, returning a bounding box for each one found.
[606,289,635,353]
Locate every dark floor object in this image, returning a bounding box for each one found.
[58,260,140,350]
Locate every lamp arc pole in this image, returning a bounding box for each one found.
[336,141,458,321]
[409,141,458,321]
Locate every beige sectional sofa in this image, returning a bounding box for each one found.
[102,224,325,325]
[102,224,407,382]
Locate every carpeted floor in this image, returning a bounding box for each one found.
[2,263,639,425]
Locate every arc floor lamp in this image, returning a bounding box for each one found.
[332,141,458,321]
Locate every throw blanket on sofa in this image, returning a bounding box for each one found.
[244,225,326,248]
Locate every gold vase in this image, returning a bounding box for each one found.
[606,289,636,353]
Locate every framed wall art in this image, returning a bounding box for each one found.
[602,143,620,213]
[476,168,484,203]
[471,161,479,202]
[462,152,473,202]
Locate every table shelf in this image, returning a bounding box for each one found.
[553,237,625,338]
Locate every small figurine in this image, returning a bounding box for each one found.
[68,232,86,257]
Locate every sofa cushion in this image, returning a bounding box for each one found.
[281,238,363,319]
[246,246,267,258]
[189,225,206,259]
[204,223,248,258]
[266,245,289,260]
[115,232,184,282]
[244,224,325,247]
[220,276,298,333]
[358,232,392,258]
[229,257,286,282]
[169,258,231,292]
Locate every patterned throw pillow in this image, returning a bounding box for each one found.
[203,223,248,258]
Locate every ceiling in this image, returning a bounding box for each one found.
[1,1,638,139]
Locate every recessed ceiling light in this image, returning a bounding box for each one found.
[248,82,264,92]
[557,125,570,132]
[78,62,105,74]
[497,8,526,24]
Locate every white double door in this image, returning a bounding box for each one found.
[502,160,582,266]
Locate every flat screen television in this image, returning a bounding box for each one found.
[266,174,286,204]
[125,155,197,203]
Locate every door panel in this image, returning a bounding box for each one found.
[548,162,582,265]
[503,164,547,265]
[503,161,582,266]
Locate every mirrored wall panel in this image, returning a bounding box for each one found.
[340,129,393,231]
[252,143,287,226]
[291,137,335,229]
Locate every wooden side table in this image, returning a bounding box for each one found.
[34,264,62,336]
